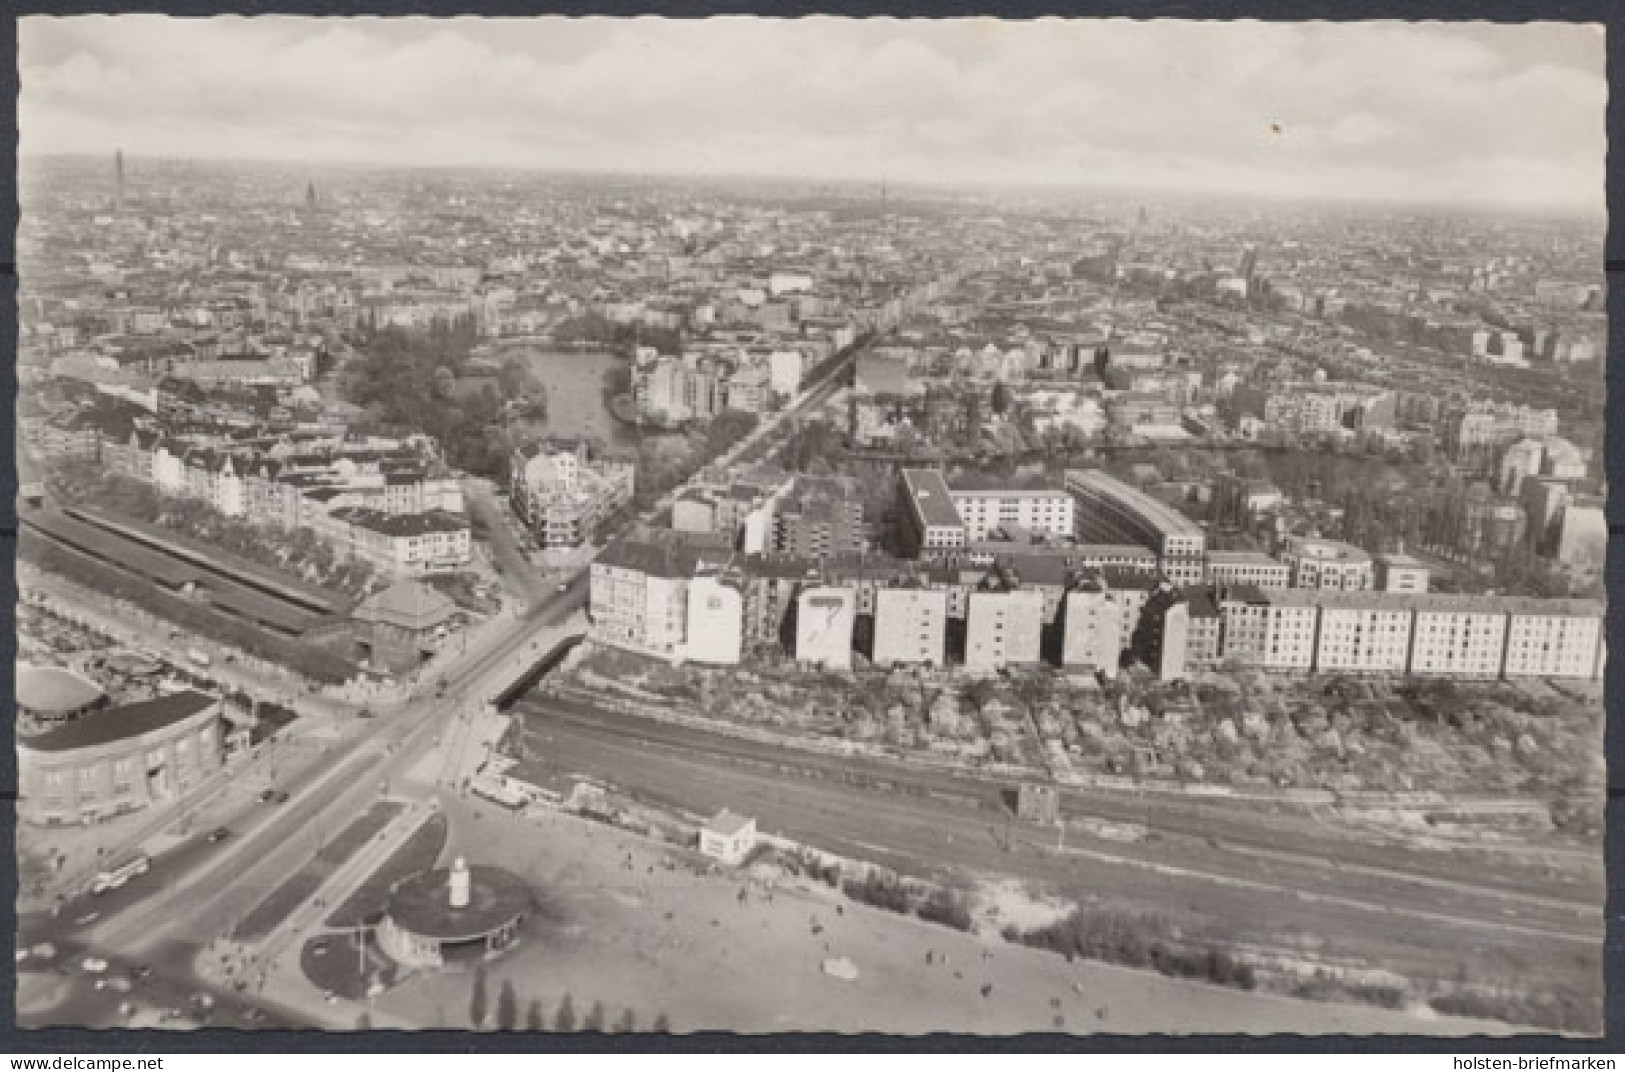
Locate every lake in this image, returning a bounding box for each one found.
[487,344,639,451]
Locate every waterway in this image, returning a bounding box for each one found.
[484,343,638,450]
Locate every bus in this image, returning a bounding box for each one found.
[89,854,151,895]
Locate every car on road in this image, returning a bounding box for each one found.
[80,957,109,974]
[96,976,133,993]
[132,964,153,980]
[190,993,216,1011]
[75,911,100,926]
[208,827,232,844]
[258,788,290,804]
[557,581,570,592]
[29,942,57,960]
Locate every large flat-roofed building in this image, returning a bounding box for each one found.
[898,469,966,557]
[1206,550,1289,588]
[949,487,1075,542]
[965,589,1046,672]
[1280,536,1374,591]
[1408,596,1511,679]
[1216,585,1316,671]
[1500,599,1605,680]
[795,587,857,670]
[872,586,948,667]
[1308,591,1415,674]
[589,539,707,662]
[19,689,225,826]
[1065,469,1206,584]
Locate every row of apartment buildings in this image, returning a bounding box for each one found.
[588,536,1602,681]
[75,419,472,577]
[1163,586,1604,682]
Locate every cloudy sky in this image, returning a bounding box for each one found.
[19,17,1607,213]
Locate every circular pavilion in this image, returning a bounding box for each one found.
[377,858,530,969]
[16,664,107,725]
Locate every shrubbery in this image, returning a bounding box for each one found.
[1430,987,1598,1034]
[1014,906,1257,992]
[841,871,912,914]
[915,887,975,932]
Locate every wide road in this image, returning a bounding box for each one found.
[510,695,1600,1005]
[24,578,589,1028]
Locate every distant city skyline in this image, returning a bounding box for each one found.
[19,17,1607,214]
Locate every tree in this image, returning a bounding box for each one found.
[584,1000,606,1032]
[964,678,998,716]
[653,1012,672,1033]
[614,1008,637,1032]
[470,965,489,1028]
[525,999,544,1031]
[434,365,457,399]
[554,993,577,1032]
[496,979,518,1031]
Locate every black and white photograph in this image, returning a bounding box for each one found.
[11,15,1609,1038]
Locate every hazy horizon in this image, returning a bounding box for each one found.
[20,17,1606,216]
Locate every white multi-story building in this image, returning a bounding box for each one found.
[1280,536,1374,591]
[1408,598,1511,679]
[965,589,1046,672]
[795,587,857,671]
[510,439,635,549]
[949,488,1075,543]
[683,574,744,666]
[1065,469,1206,584]
[898,469,966,557]
[1206,550,1289,588]
[1061,588,1122,675]
[1501,601,1605,680]
[871,587,948,667]
[769,350,804,397]
[1309,593,1415,674]
[1374,553,1430,594]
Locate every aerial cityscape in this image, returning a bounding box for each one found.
[12,17,1608,1037]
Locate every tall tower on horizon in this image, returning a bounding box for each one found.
[306,180,318,212]
[114,149,125,214]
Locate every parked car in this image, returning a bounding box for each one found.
[80,957,109,974]
[208,827,232,844]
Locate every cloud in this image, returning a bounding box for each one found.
[18,15,1606,213]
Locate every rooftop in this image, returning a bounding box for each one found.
[386,864,532,942]
[900,469,964,529]
[1064,469,1204,539]
[24,690,218,754]
[353,579,457,631]
[16,665,106,715]
[704,809,756,838]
